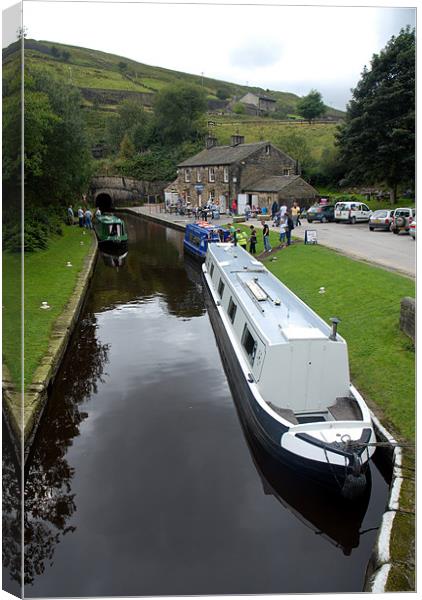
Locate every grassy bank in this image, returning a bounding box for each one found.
[2,226,94,388]
[237,224,415,441]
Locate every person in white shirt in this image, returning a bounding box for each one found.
[279,204,287,217]
[279,215,287,245]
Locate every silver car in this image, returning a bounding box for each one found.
[369,209,394,231]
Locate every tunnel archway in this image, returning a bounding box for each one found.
[96,193,113,212]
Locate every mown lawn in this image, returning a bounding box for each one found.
[236,223,415,441]
[2,226,94,389]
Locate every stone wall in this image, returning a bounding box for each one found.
[165,166,232,207]
[399,297,415,342]
[90,176,169,206]
[240,145,298,189]
[81,87,154,107]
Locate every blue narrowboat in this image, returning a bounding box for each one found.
[183,222,230,260]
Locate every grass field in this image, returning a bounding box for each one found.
[213,120,338,162]
[2,226,94,389]
[236,223,415,441]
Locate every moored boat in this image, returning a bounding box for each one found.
[184,222,230,260]
[94,214,128,249]
[202,242,376,499]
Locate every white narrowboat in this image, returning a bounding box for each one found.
[202,243,376,499]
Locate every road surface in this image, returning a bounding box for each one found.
[291,221,415,278]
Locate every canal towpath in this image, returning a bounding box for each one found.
[2,228,98,462]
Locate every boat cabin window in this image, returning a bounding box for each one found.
[228,297,237,323]
[210,263,214,278]
[218,278,225,298]
[241,325,257,365]
[109,223,121,236]
[188,231,201,247]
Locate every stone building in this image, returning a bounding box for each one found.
[238,92,277,115]
[244,175,318,210]
[165,135,317,212]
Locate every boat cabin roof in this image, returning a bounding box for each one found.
[187,223,227,235]
[207,243,343,346]
[98,214,124,225]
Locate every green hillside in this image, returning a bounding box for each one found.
[3,38,344,153]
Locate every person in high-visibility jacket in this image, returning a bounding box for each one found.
[237,229,248,249]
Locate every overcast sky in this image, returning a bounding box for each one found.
[2,0,417,110]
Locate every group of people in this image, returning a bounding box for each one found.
[228,224,258,254]
[67,205,102,229]
[272,201,301,227]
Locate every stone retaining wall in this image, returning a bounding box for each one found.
[399,297,415,342]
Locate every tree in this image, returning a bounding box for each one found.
[152,83,207,145]
[297,89,326,123]
[336,27,415,202]
[107,98,151,153]
[119,133,136,159]
[62,50,71,62]
[216,87,230,100]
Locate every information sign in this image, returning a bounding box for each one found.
[195,184,204,193]
[304,230,318,244]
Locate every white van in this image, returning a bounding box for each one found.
[334,201,372,224]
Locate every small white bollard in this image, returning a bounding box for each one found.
[66,261,72,267]
[40,301,50,310]
[319,286,326,294]
[80,241,84,245]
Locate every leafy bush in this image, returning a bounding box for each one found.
[232,102,246,115]
[3,206,65,252]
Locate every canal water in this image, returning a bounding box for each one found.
[3,215,390,596]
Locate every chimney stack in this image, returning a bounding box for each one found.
[231,134,245,147]
[205,135,217,149]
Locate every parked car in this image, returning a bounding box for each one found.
[409,219,416,239]
[306,204,335,223]
[334,201,372,224]
[390,207,416,234]
[368,209,395,231]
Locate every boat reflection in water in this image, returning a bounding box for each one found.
[243,423,372,556]
[100,250,128,269]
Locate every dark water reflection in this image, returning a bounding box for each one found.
[3,216,389,596]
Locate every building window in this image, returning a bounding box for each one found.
[283,168,291,176]
[196,169,201,183]
[185,169,191,183]
[265,145,271,155]
[223,166,229,183]
[218,278,225,298]
[210,263,214,278]
[209,167,215,183]
[209,190,215,202]
[228,297,237,323]
[241,325,257,366]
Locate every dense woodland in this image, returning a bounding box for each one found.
[2,27,415,251]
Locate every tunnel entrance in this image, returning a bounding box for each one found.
[96,193,113,212]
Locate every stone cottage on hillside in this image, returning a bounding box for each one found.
[165,135,318,212]
[238,92,277,116]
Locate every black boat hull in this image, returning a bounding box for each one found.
[202,273,370,497]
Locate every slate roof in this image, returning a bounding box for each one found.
[245,175,301,192]
[178,141,269,167]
